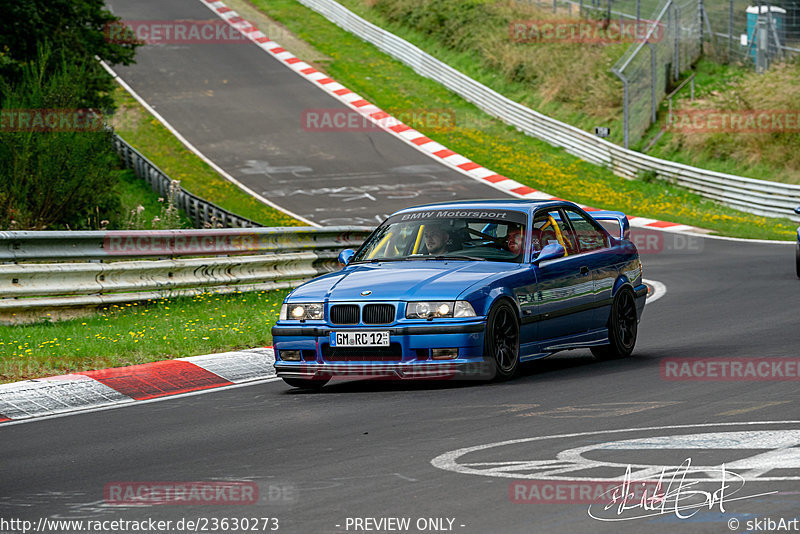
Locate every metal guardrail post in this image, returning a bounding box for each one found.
[612,68,630,149]
[699,0,704,53]
[728,0,734,60]
[673,1,681,80]
[648,42,657,124]
[636,0,641,26]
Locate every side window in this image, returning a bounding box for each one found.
[530,211,578,255]
[564,209,608,253]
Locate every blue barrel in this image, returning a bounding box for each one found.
[746,5,786,62]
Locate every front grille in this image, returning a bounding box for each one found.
[330,304,359,325]
[363,304,395,324]
[322,343,403,361]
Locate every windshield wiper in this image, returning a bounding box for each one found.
[350,258,408,264]
[423,255,486,261]
[352,255,486,263]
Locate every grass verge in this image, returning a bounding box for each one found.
[336,0,800,187]
[112,168,194,229]
[111,86,304,227]
[248,0,796,240]
[0,288,289,383]
[644,58,800,185]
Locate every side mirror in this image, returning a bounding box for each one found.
[533,243,566,265]
[794,206,800,215]
[338,249,355,266]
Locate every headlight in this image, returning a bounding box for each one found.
[406,300,476,319]
[279,302,323,321]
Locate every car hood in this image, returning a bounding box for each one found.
[289,261,521,301]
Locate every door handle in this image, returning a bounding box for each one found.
[580,266,589,275]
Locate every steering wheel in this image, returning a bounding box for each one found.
[465,227,507,248]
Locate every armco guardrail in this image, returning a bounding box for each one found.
[0,227,371,261]
[112,135,263,229]
[296,0,800,222]
[0,227,371,320]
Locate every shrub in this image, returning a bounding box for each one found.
[0,52,121,230]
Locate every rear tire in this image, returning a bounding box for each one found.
[282,377,329,390]
[591,288,638,360]
[484,300,520,381]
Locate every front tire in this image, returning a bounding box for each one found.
[591,288,638,360]
[282,377,329,390]
[484,300,520,381]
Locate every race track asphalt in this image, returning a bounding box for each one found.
[1,1,798,532]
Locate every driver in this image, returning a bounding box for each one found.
[423,223,450,255]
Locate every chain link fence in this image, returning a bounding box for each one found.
[611,0,702,146]
[516,0,703,147]
[707,0,800,68]
[519,0,797,146]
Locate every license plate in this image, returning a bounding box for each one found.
[330,331,390,347]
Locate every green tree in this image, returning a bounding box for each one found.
[0,54,121,230]
[0,0,139,110]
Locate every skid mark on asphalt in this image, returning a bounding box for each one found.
[516,401,680,418]
[716,401,790,416]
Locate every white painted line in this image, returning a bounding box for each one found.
[0,376,284,428]
[643,278,666,304]
[431,421,800,482]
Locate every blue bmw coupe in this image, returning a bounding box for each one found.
[272,200,647,388]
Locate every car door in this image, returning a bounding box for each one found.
[531,209,595,343]
[560,207,616,332]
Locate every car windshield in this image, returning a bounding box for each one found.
[351,209,528,263]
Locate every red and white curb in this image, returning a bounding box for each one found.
[0,348,276,424]
[200,0,700,236]
[0,279,668,426]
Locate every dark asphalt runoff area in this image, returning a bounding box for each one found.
[1,0,799,533]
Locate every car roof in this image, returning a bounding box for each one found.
[392,199,574,215]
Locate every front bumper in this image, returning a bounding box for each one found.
[273,361,493,380]
[633,283,648,320]
[272,321,488,380]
